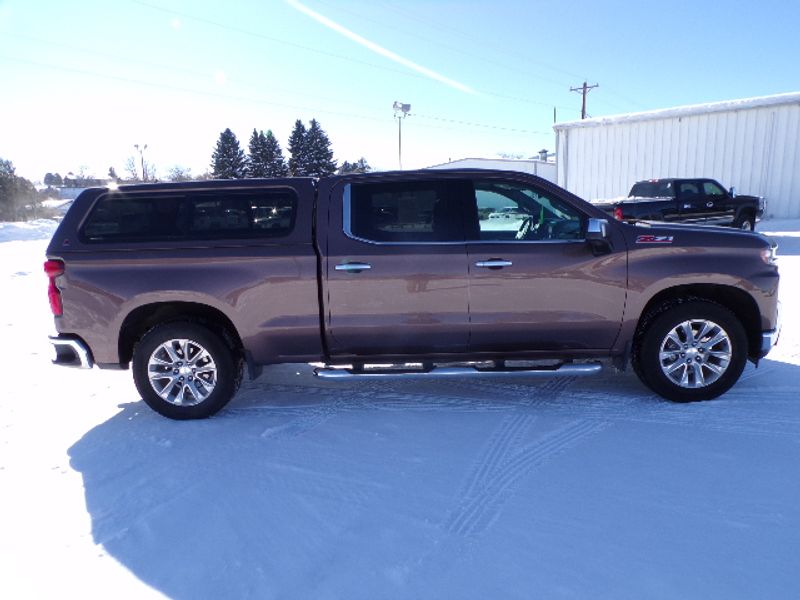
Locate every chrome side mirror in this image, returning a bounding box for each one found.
[730,186,736,197]
[586,218,612,255]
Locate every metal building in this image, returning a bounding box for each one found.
[554,92,800,218]
[428,157,557,183]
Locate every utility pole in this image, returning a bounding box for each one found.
[393,101,411,169]
[570,81,599,119]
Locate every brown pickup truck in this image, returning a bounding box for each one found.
[45,170,780,419]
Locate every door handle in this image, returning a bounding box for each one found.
[475,260,513,269]
[335,262,372,273]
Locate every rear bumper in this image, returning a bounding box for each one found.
[49,335,94,369]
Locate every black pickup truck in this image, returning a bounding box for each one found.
[595,178,765,230]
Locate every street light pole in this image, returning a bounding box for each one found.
[393,101,411,169]
[134,143,148,181]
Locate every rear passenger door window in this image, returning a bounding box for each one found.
[347,180,465,243]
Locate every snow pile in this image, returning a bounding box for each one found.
[0,219,59,242]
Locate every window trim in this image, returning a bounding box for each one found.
[342,182,589,246]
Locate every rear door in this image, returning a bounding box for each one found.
[321,177,471,357]
[465,176,628,353]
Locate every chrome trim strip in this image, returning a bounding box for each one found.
[314,362,602,380]
[49,336,94,369]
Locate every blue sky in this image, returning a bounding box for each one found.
[1,0,798,181]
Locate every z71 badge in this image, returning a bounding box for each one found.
[636,235,674,244]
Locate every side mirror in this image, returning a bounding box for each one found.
[730,186,736,197]
[586,218,612,255]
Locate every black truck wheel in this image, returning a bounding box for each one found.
[733,213,755,231]
[132,322,241,419]
[633,301,748,402]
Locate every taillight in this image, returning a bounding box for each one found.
[613,206,624,221]
[44,259,65,316]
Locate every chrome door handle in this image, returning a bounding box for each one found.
[475,260,513,269]
[335,262,372,272]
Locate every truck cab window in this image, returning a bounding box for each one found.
[473,180,583,241]
[702,181,726,197]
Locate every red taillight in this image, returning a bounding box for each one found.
[613,206,624,221]
[44,259,65,316]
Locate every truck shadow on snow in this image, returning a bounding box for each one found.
[68,358,800,599]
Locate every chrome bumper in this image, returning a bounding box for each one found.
[49,335,94,369]
[760,329,780,356]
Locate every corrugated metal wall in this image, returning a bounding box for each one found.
[555,101,800,218]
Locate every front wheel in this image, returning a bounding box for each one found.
[733,214,755,231]
[633,301,748,402]
[132,322,241,419]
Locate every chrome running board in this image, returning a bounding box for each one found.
[314,362,602,380]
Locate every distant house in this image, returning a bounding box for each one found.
[428,157,557,183]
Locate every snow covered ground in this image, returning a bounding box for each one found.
[1,219,799,599]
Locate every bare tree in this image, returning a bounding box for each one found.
[166,165,193,182]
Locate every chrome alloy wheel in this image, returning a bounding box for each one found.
[147,338,217,406]
[659,319,732,388]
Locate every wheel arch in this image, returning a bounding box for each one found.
[119,301,244,366]
[636,284,762,360]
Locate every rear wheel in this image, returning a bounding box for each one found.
[132,322,241,419]
[633,301,748,402]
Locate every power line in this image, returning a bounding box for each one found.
[410,113,552,135]
[0,54,551,139]
[132,0,578,113]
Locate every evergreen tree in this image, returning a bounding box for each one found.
[263,130,288,177]
[287,119,308,177]
[0,158,38,221]
[248,129,289,178]
[304,118,337,177]
[210,128,247,179]
[247,128,269,178]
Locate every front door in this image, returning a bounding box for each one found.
[323,178,471,357]
[466,177,627,353]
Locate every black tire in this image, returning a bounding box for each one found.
[132,322,241,419]
[633,301,748,402]
[733,213,755,231]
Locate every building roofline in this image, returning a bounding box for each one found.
[427,157,552,169]
[553,91,800,130]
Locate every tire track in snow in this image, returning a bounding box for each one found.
[443,419,606,538]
